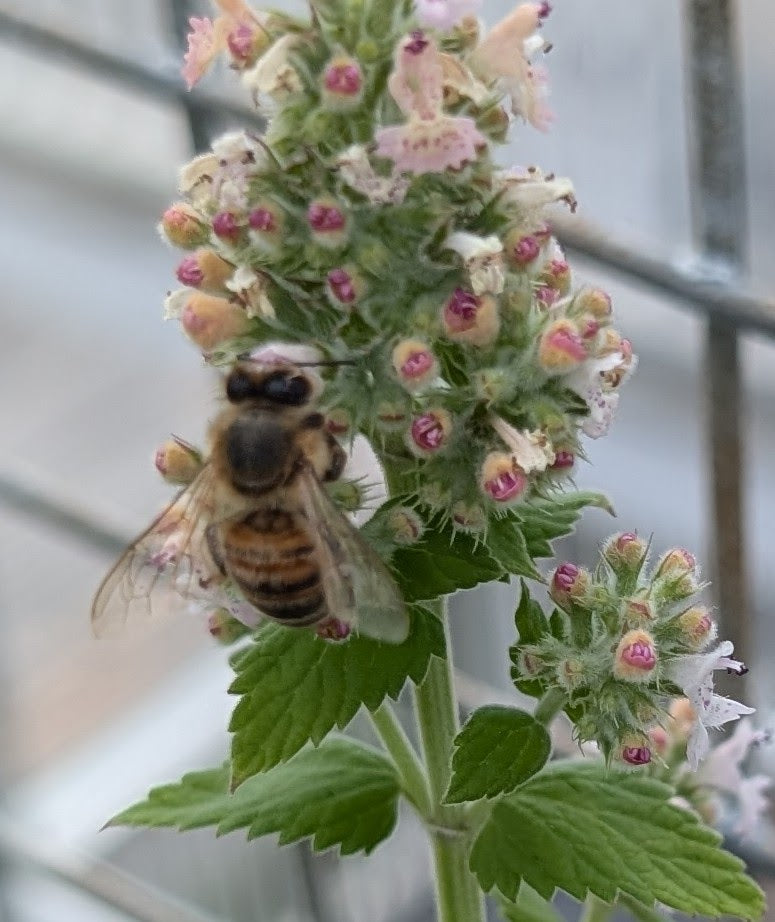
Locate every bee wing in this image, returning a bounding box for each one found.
[296,465,409,644]
[91,465,221,637]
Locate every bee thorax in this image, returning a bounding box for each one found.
[225,416,292,492]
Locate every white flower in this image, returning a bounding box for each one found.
[444,232,505,294]
[700,720,771,838]
[415,0,481,31]
[179,152,219,208]
[242,34,302,105]
[490,416,555,473]
[226,266,275,319]
[334,145,409,205]
[667,641,754,770]
[494,166,576,214]
[210,131,269,211]
[565,349,636,439]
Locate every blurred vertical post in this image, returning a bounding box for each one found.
[684,1,750,686]
[167,0,224,152]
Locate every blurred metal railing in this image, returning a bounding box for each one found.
[0,0,772,919]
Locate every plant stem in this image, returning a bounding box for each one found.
[580,894,613,922]
[370,702,433,816]
[534,686,566,725]
[413,599,486,922]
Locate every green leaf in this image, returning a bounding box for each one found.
[513,580,550,644]
[229,603,444,785]
[392,526,503,602]
[470,762,765,920]
[496,885,565,922]
[486,519,541,581]
[109,738,399,856]
[516,492,613,559]
[446,707,550,803]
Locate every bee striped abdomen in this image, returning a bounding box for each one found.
[223,509,326,625]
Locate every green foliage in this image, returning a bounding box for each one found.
[485,519,541,581]
[470,763,765,920]
[515,492,614,559]
[228,603,443,786]
[109,738,399,856]
[496,885,565,922]
[445,706,550,803]
[392,525,503,601]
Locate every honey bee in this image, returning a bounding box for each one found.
[92,355,409,643]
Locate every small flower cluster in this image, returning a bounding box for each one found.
[512,534,752,768]
[159,0,636,534]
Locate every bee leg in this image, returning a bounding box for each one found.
[205,524,228,576]
[322,433,347,483]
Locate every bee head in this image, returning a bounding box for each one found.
[225,362,319,408]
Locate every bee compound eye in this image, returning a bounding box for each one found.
[262,372,311,406]
[226,369,260,402]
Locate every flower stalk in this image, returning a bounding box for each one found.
[414,600,485,922]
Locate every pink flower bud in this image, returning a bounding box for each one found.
[180,293,250,352]
[622,597,655,625]
[322,56,363,109]
[614,629,657,681]
[160,203,210,249]
[185,248,234,293]
[656,548,697,578]
[176,254,205,287]
[248,207,276,231]
[535,285,559,307]
[538,1,552,19]
[392,339,438,390]
[308,201,346,231]
[539,258,571,295]
[408,409,452,455]
[677,606,717,650]
[507,233,541,266]
[575,287,612,321]
[622,745,651,766]
[451,501,487,534]
[212,211,242,241]
[387,507,424,544]
[327,267,363,306]
[480,452,528,504]
[604,532,647,570]
[226,22,269,65]
[538,319,587,372]
[549,562,589,606]
[549,449,575,474]
[579,315,600,340]
[307,199,348,248]
[325,408,351,436]
[154,436,203,485]
[316,617,352,642]
[442,289,500,346]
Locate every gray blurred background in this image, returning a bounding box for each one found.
[0,0,773,919]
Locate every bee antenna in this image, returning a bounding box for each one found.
[295,359,357,367]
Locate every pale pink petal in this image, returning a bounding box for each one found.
[388,32,445,119]
[375,116,485,174]
[182,17,224,89]
[415,0,482,31]
[469,4,541,81]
